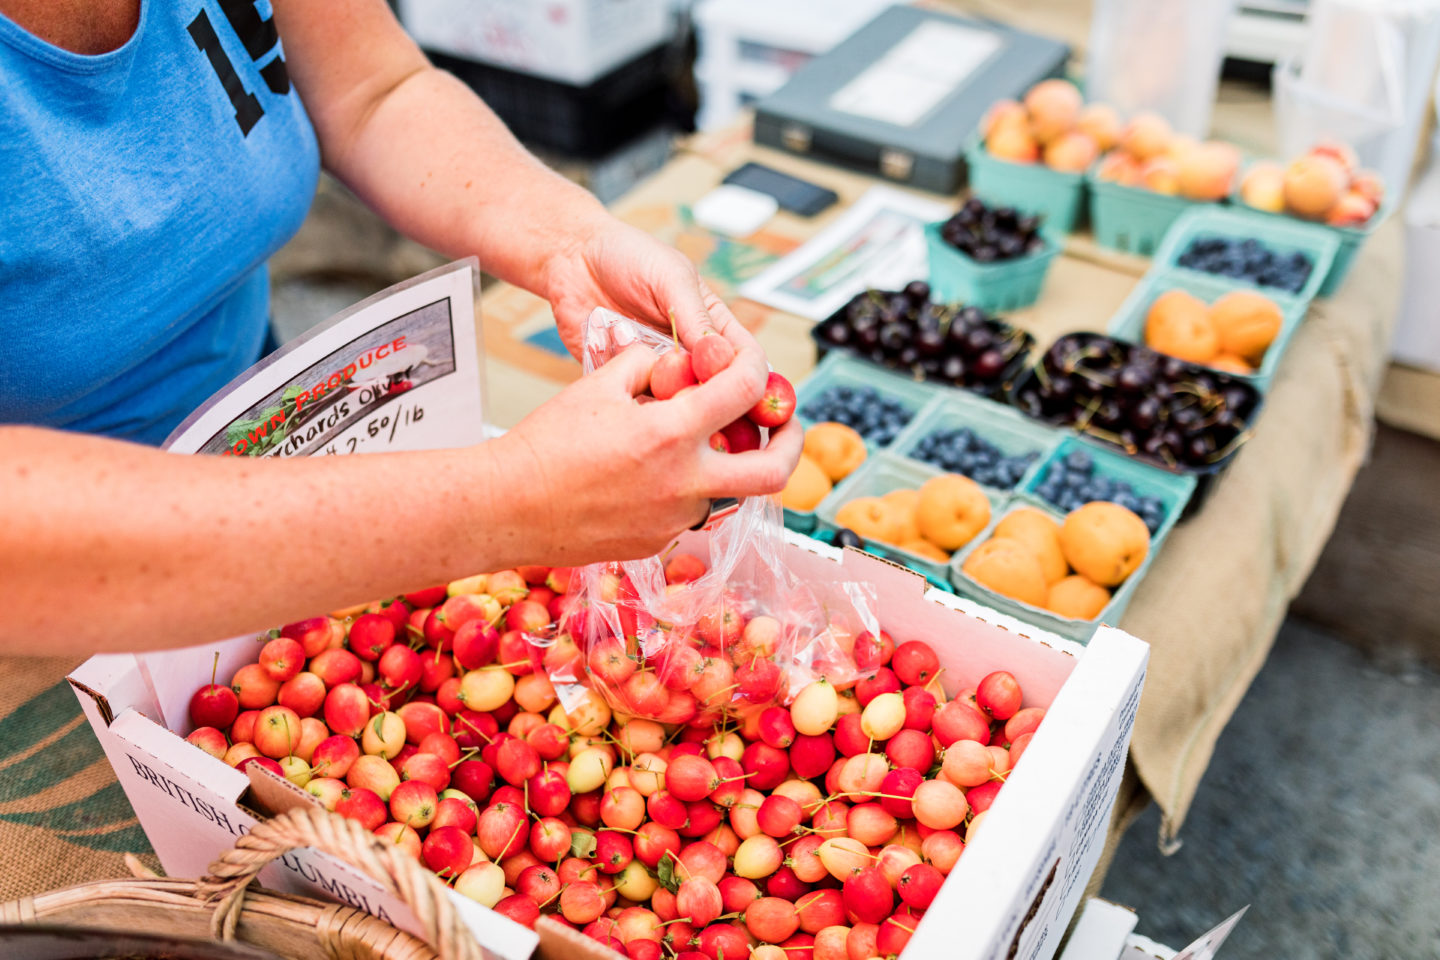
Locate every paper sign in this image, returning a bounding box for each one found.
[164,259,486,456]
[830,21,1003,128]
[738,186,952,320]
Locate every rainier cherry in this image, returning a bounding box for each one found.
[746,372,796,429]
[977,670,1023,720]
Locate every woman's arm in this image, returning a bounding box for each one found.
[271,2,739,356]
[1,349,801,656]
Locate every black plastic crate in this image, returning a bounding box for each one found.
[1006,331,1264,513]
[428,45,669,158]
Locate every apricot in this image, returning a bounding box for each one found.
[1144,290,1218,364]
[881,489,922,543]
[1023,79,1082,144]
[1282,155,1346,220]
[1351,170,1384,206]
[1045,575,1110,620]
[1310,139,1358,175]
[1207,354,1254,375]
[1095,151,1142,187]
[898,539,950,563]
[986,123,1039,164]
[834,497,903,545]
[1177,142,1240,201]
[803,423,867,483]
[915,474,991,552]
[1209,290,1282,365]
[1240,162,1286,213]
[1138,156,1180,195]
[1165,134,1199,164]
[1059,502,1150,587]
[1043,131,1099,173]
[962,539,1048,608]
[1119,112,1172,161]
[983,100,1028,139]
[991,508,1067,585]
[781,455,832,512]
[1327,191,1377,227]
[1076,103,1122,151]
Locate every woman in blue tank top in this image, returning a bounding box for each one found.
[0,1,801,652]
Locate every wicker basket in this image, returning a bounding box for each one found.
[0,806,485,960]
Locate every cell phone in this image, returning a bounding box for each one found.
[722,162,839,217]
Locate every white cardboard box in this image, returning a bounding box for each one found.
[66,281,1147,960]
[70,530,1146,960]
[397,0,671,86]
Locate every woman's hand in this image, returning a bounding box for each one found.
[489,344,803,567]
[545,216,756,362]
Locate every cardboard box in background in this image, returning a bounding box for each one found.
[396,0,672,86]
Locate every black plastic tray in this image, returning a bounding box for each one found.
[1005,332,1265,513]
[810,292,1036,400]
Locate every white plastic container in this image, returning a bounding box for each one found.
[1084,0,1239,138]
[1272,0,1440,208]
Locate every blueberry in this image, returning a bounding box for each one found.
[1115,492,1139,512]
[1064,450,1093,473]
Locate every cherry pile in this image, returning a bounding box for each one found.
[815,284,1032,394]
[185,562,1046,959]
[937,198,1046,264]
[1011,333,1260,471]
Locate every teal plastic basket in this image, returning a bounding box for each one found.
[1105,268,1309,392]
[794,353,942,450]
[1154,205,1341,305]
[814,451,1006,584]
[786,354,941,532]
[1087,175,1203,255]
[924,222,1060,312]
[1225,161,1384,297]
[1017,435,1197,537]
[889,390,1062,494]
[950,438,1193,642]
[964,139,1086,234]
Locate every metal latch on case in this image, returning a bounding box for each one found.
[880,148,915,181]
[781,124,812,153]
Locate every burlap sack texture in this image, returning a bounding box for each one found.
[0,657,157,901]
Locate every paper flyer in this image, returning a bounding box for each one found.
[164,259,487,456]
[738,185,952,321]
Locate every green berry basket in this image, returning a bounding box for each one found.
[888,390,1062,495]
[924,222,1061,313]
[814,451,1007,585]
[1154,205,1341,306]
[964,139,1087,234]
[949,438,1192,643]
[1105,268,1310,393]
[1226,192,1386,298]
[785,353,942,533]
[1087,173,1205,256]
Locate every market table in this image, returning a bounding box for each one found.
[0,98,1401,909]
[476,105,1404,880]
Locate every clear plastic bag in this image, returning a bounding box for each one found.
[545,309,878,724]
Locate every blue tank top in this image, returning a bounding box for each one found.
[0,0,319,444]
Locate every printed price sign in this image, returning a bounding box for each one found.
[164,259,486,455]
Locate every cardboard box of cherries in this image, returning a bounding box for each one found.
[70,286,1148,960]
[173,515,1149,960]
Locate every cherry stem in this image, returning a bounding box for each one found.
[210,652,219,689]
